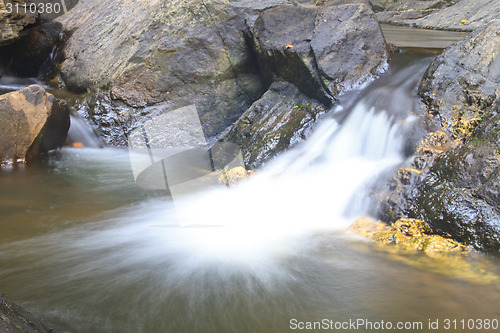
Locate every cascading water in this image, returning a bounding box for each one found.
[1,51,500,333]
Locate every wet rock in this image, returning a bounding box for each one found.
[419,20,500,139]
[0,0,38,46]
[222,81,326,167]
[389,115,500,253]
[1,20,64,77]
[0,294,53,333]
[250,3,388,105]
[381,19,500,254]
[350,217,500,286]
[0,85,70,165]
[350,217,468,255]
[218,166,255,185]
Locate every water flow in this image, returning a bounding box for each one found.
[2,53,467,333]
[66,113,104,148]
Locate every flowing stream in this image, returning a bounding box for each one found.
[1,49,500,332]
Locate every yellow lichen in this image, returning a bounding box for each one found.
[218,166,255,185]
[451,106,483,138]
[349,218,500,286]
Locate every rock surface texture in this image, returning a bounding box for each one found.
[0,85,70,165]
[383,20,500,253]
[0,0,38,46]
[0,294,53,333]
[58,0,388,165]
[371,0,499,31]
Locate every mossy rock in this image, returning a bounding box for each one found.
[350,217,500,286]
[350,217,467,255]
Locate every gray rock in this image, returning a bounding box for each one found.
[222,81,326,167]
[0,85,70,165]
[250,3,389,105]
[383,20,500,253]
[0,294,53,333]
[0,0,38,46]
[419,20,500,137]
[410,0,499,31]
[59,0,266,142]
[58,0,388,148]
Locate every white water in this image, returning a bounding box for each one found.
[5,59,426,281]
[2,54,458,333]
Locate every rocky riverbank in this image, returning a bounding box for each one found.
[381,20,499,253]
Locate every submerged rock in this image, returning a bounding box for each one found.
[350,217,468,256]
[0,294,53,333]
[0,85,70,165]
[350,217,500,286]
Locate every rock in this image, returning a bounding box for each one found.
[0,85,70,165]
[58,0,266,143]
[386,115,500,253]
[0,294,53,333]
[221,81,326,167]
[1,20,64,77]
[373,0,498,31]
[350,217,468,255]
[419,20,500,139]
[250,3,388,105]
[58,0,389,156]
[350,217,500,285]
[0,0,38,46]
[381,21,500,253]
[218,166,255,185]
[409,0,499,31]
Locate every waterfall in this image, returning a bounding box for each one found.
[66,113,104,148]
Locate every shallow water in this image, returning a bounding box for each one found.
[1,50,499,333]
[380,24,468,48]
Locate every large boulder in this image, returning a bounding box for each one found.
[0,294,53,333]
[59,0,267,144]
[382,21,500,253]
[250,3,388,106]
[0,0,38,46]
[58,0,388,165]
[0,85,70,165]
[387,115,500,253]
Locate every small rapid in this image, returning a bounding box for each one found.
[2,51,499,333]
